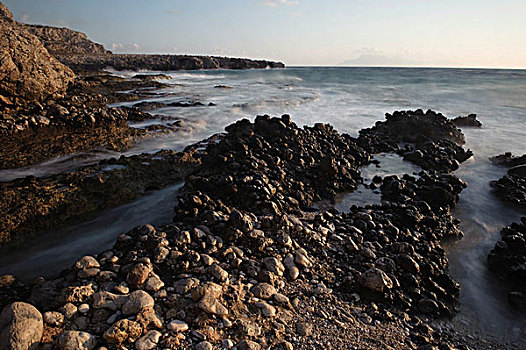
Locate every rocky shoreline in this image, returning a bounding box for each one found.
[1,1,525,349]
[2,110,514,350]
[487,153,526,309]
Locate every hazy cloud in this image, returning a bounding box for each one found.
[339,47,460,67]
[20,14,30,21]
[261,0,299,8]
[112,42,141,52]
[167,8,179,15]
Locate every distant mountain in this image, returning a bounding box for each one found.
[338,54,420,67]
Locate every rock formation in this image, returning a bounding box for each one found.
[0,2,75,106]
[26,25,111,56]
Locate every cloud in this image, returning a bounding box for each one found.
[261,0,299,8]
[167,8,179,15]
[20,14,30,22]
[111,43,141,52]
[338,47,460,67]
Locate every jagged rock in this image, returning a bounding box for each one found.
[26,25,110,56]
[103,319,142,344]
[0,3,74,105]
[0,302,43,350]
[451,114,482,127]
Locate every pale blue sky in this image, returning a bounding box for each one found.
[5,0,526,68]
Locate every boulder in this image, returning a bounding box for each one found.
[0,302,43,350]
[0,3,74,105]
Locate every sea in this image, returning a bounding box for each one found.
[0,67,525,341]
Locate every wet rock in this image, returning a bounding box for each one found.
[0,302,43,350]
[451,114,482,127]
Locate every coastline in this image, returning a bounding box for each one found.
[1,2,526,349]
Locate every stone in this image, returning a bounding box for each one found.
[295,322,312,336]
[0,302,43,350]
[136,307,163,330]
[75,256,100,270]
[103,319,142,344]
[263,257,285,276]
[60,303,77,319]
[359,268,394,292]
[195,341,213,350]
[60,284,95,304]
[208,264,229,281]
[92,291,126,311]
[135,330,162,350]
[238,339,263,350]
[193,282,228,316]
[251,283,276,300]
[77,304,89,314]
[254,301,276,317]
[126,263,150,287]
[167,320,189,333]
[57,331,96,350]
[43,311,64,326]
[122,290,154,315]
[144,274,164,292]
[0,5,74,105]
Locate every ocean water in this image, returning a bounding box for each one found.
[1,67,525,340]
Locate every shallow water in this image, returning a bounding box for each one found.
[2,67,526,339]
[334,153,421,211]
[0,183,183,282]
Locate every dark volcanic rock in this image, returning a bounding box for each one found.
[175,115,369,220]
[0,3,75,106]
[359,109,466,146]
[358,109,472,173]
[488,217,526,307]
[490,153,526,208]
[451,113,482,127]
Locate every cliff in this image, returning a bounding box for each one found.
[26,24,111,55]
[0,2,74,106]
[24,21,284,71]
[55,53,285,72]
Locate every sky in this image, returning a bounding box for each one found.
[4,0,526,68]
